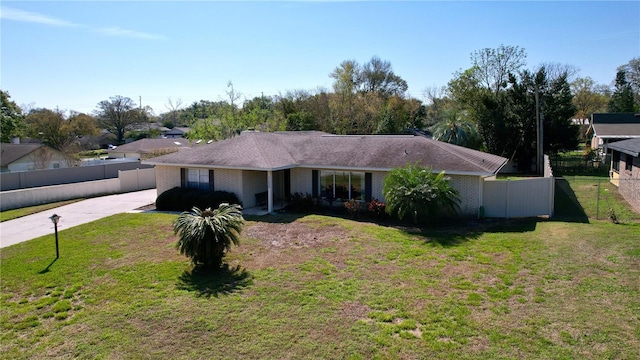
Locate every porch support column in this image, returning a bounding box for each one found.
[267,170,274,213]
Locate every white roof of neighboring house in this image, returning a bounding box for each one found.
[107,138,193,154]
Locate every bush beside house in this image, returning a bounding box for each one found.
[156,187,241,212]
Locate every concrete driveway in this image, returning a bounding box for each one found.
[0,189,158,248]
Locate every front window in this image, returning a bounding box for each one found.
[187,168,209,190]
[625,154,633,172]
[319,171,364,200]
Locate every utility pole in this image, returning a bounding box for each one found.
[535,86,543,176]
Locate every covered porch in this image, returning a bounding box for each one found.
[239,168,291,215]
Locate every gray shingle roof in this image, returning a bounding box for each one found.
[608,138,640,157]
[144,131,508,175]
[590,113,640,137]
[0,143,44,167]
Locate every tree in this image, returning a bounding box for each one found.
[608,70,636,112]
[1,90,27,143]
[542,70,579,155]
[617,57,640,109]
[571,77,609,123]
[422,85,451,126]
[164,97,184,127]
[328,57,410,134]
[471,44,527,96]
[25,108,75,151]
[475,67,577,171]
[431,109,481,149]
[359,56,408,97]
[95,95,143,144]
[383,164,460,224]
[330,60,359,96]
[173,204,244,270]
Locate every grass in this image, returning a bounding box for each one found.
[0,200,83,222]
[2,181,640,358]
[556,176,640,223]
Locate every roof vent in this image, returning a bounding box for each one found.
[404,149,408,155]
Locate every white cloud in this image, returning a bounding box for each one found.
[95,27,167,40]
[1,6,166,40]
[0,6,80,27]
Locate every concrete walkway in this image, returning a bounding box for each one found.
[0,189,157,248]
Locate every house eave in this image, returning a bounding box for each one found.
[597,135,640,139]
[144,161,501,177]
[142,160,294,172]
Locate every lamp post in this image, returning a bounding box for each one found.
[49,214,61,259]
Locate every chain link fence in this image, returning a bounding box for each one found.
[555,176,640,223]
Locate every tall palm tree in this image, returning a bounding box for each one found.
[431,109,481,149]
[383,164,460,224]
[173,204,244,270]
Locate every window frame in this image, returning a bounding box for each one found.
[185,168,210,190]
[625,154,633,172]
[318,170,365,201]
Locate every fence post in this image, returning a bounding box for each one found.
[505,178,510,219]
[596,178,600,220]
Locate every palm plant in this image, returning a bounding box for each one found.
[383,164,460,224]
[173,203,244,270]
[431,109,482,149]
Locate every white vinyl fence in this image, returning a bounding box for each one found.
[482,177,555,218]
[0,168,155,211]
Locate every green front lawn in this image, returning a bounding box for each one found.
[1,184,639,358]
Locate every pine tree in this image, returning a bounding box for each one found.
[608,70,636,112]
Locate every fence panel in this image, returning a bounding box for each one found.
[0,161,154,191]
[0,168,156,211]
[483,177,554,218]
[119,168,156,192]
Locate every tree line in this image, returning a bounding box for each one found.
[2,49,639,172]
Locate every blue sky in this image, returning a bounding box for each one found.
[1,1,638,115]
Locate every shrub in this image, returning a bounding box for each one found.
[156,187,240,212]
[367,199,387,219]
[288,192,315,213]
[173,204,244,270]
[383,164,460,224]
[344,199,362,218]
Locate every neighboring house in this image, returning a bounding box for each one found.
[608,138,640,212]
[163,127,190,138]
[587,113,640,159]
[143,131,508,216]
[0,143,72,172]
[107,138,193,160]
[75,130,118,150]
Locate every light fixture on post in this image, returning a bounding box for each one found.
[49,214,61,259]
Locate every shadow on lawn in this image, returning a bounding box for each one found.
[553,177,589,223]
[244,212,307,224]
[38,258,58,274]
[400,217,541,247]
[249,207,542,247]
[177,264,253,298]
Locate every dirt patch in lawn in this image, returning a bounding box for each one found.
[243,221,347,249]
